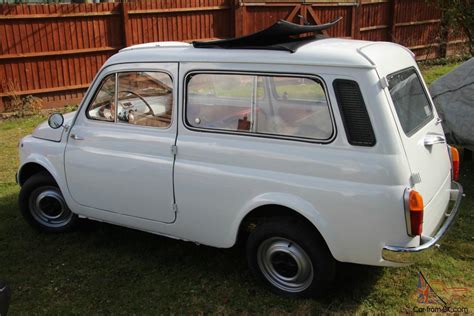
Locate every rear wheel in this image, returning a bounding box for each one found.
[19,172,77,232]
[246,220,335,297]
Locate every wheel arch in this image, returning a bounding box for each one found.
[18,161,58,187]
[233,193,337,259]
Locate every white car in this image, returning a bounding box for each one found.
[17,20,462,297]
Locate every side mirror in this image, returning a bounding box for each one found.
[48,113,64,129]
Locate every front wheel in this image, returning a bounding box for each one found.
[19,172,77,232]
[246,220,335,297]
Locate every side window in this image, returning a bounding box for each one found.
[272,77,325,101]
[263,76,332,139]
[117,72,173,128]
[186,74,259,131]
[87,74,116,122]
[186,73,333,141]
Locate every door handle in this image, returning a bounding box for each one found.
[70,133,84,141]
[424,133,445,146]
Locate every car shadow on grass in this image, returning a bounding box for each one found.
[1,190,383,313]
[75,218,384,312]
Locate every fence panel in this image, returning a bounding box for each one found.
[125,0,232,44]
[391,0,442,60]
[0,0,469,112]
[0,2,121,110]
[359,0,390,41]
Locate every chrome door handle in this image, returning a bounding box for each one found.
[424,133,445,146]
[70,133,84,141]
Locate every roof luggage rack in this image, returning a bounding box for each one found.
[193,17,342,53]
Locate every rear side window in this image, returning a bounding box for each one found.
[186,73,333,141]
[388,68,433,135]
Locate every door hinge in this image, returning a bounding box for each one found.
[380,76,389,89]
[172,203,178,213]
[171,144,177,155]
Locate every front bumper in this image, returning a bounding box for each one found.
[382,181,463,264]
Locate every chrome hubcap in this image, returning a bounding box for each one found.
[29,187,72,228]
[257,237,314,293]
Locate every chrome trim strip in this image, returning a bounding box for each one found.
[383,181,463,263]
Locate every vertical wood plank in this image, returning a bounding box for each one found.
[351,1,360,40]
[389,0,397,42]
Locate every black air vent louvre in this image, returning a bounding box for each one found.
[333,79,376,146]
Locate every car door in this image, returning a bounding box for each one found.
[359,44,451,206]
[386,67,451,205]
[64,63,178,223]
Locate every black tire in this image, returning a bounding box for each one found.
[19,172,77,233]
[246,219,335,297]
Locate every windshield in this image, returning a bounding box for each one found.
[388,68,433,135]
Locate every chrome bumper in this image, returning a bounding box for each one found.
[382,181,463,264]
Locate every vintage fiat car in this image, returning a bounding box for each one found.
[16,20,463,297]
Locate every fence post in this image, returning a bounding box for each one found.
[121,1,131,47]
[438,9,449,58]
[234,0,246,37]
[230,0,236,37]
[351,0,360,39]
[388,0,397,42]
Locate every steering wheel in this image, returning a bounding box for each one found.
[120,90,154,116]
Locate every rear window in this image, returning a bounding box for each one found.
[388,68,433,135]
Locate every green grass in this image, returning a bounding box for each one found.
[0,64,472,314]
[420,62,462,86]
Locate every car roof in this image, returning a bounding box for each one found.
[105,38,412,70]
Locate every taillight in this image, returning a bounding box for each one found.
[450,146,460,181]
[405,189,424,236]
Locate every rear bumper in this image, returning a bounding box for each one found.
[382,181,463,264]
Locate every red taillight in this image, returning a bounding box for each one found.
[450,146,460,181]
[406,189,424,236]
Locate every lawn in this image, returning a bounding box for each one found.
[419,61,462,86]
[0,64,472,314]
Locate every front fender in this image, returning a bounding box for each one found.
[18,135,69,200]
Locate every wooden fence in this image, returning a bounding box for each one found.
[0,0,469,112]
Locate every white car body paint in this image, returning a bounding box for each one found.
[18,38,454,267]
[32,111,77,142]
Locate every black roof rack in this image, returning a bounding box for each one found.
[193,17,342,53]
